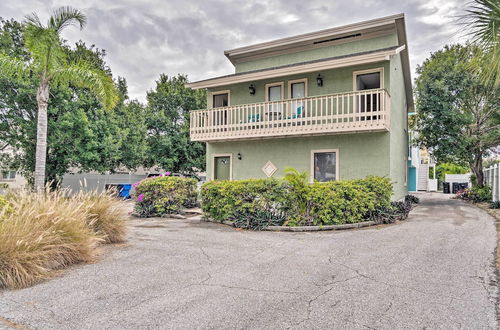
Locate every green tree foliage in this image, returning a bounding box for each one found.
[145,74,206,174]
[435,163,469,182]
[0,8,119,190]
[0,18,148,186]
[415,44,500,186]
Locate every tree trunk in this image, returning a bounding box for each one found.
[470,153,485,187]
[34,80,49,191]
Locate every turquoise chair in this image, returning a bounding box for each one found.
[288,105,304,119]
[240,113,260,124]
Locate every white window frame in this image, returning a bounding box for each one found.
[352,67,384,91]
[287,78,308,99]
[211,153,233,181]
[310,149,339,183]
[210,90,231,108]
[265,82,284,101]
[1,170,16,181]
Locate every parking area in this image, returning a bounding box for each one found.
[0,193,497,329]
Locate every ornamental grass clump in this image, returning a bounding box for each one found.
[76,190,127,243]
[0,189,101,289]
[133,175,198,217]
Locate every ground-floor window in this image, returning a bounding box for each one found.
[1,170,16,180]
[311,149,338,183]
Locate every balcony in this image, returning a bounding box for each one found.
[190,88,391,142]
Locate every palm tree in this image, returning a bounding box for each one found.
[0,7,118,191]
[461,0,500,86]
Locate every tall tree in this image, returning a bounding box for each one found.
[145,74,206,174]
[0,18,146,187]
[415,44,500,186]
[0,7,118,190]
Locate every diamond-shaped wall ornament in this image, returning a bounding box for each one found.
[262,161,277,177]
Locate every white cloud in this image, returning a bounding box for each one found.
[0,0,473,101]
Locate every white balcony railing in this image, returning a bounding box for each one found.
[190,88,391,141]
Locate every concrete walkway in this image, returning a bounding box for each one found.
[0,193,497,329]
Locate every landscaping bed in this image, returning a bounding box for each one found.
[200,174,418,230]
[131,173,418,231]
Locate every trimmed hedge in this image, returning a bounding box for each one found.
[201,176,394,227]
[133,176,198,217]
[303,181,375,225]
[201,179,291,222]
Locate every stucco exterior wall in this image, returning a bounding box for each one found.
[201,33,409,200]
[207,62,390,108]
[234,33,398,73]
[388,53,408,199]
[207,132,390,182]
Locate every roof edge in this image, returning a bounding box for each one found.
[224,13,404,60]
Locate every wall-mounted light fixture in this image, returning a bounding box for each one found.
[316,74,323,87]
[237,153,242,160]
[249,84,256,95]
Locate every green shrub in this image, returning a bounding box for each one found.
[369,200,414,224]
[490,201,500,209]
[435,163,468,182]
[201,178,291,222]
[404,194,420,204]
[200,176,395,228]
[455,186,492,203]
[133,176,198,217]
[303,181,376,225]
[469,186,492,203]
[233,209,288,230]
[354,176,393,209]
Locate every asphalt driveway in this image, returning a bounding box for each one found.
[0,193,497,329]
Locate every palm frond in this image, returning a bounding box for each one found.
[48,6,87,33]
[52,61,119,110]
[24,12,43,28]
[0,54,30,80]
[461,0,500,51]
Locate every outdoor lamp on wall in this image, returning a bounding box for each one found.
[249,84,256,95]
[316,74,324,87]
[237,153,242,160]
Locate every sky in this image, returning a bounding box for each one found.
[0,0,469,102]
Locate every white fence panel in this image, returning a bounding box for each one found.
[484,164,499,202]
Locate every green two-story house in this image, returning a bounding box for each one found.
[187,14,413,199]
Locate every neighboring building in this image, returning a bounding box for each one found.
[0,147,27,190]
[187,14,413,199]
[61,167,166,194]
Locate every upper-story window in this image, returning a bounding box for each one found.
[289,79,307,99]
[353,68,383,117]
[213,92,229,108]
[355,72,380,90]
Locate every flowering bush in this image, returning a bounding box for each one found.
[133,175,198,217]
[455,186,492,203]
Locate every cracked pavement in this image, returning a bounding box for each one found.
[0,193,497,329]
